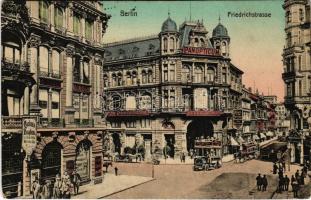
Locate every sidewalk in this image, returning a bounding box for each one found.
[158,157,193,165]
[72,173,154,199]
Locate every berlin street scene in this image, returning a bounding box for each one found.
[1,0,311,199]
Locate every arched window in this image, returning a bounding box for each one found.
[126,71,131,85]
[111,74,116,87]
[169,37,174,52]
[52,49,60,76]
[39,1,49,23]
[39,46,49,73]
[200,38,205,47]
[132,71,137,85]
[215,42,220,50]
[207,68,215,82]
[117,72,122,86]
[103,74,108,87]
[181,65,190,82]
[142,70,147,84]
[194,38,199,47]
[194,65,203,83]
[54,6,63,29]
[148,70,153,83]
[221,41,226,55]
[112,95,122,110]
[163,37,168,51]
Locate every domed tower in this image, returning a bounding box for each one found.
[159,13,179,55]
[211,17,230,58]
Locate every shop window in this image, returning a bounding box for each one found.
[39,1,49,23]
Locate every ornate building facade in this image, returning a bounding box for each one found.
[1,1,110,197]
[102,16,243,159]
[282,0,311,164]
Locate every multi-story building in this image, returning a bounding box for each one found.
[263,95,277,133]
[241,86,252,142]
[102,16,243,159]
[282,0,310,164]
[1,1,110,197]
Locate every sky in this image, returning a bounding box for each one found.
[102,1,285,101]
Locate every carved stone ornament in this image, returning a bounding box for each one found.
[28,34,41,48]
[66,45,75,56]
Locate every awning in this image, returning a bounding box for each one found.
[253,135,260,140]
[266,131,274,137]
[260,133,266,139]
[230,137,239,146]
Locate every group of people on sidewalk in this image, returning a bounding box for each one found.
[256,173,268,191]
[272,161,310,198]
[32,170,82,199]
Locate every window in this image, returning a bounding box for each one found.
[299,80,302,96]
[194,38,199,47]
[142,70,147,84]
[132,71,137,85]
[39,1,49,23]
[126,71,131,85]
[52,90,60,118]
[54,7,63,29]
[163,90,168,108]
[39,46,49,73]
[81,95,89,119]
[83,61,90,84]
[52,50,60,76]
[112,74,117,87]
[163,38,168,51]
[73,14,80,35]
[73,56,81,82]
[163,64,168,81]
[200,38,205,46]
[117,72,122,86]
[221,42,227,56]
[299,9,304,21]
[207,68,215,82]
[39,89,48,118]
[148,70,153,83]
[73,94,80,119]
[181,65,190,82]
[85,19,93,40]
[103,74,108,87]
[141,119,150,128]
[287,32,291,47]
[169,64,175,81]
[169,38,174,52]
[194,65,203,83]
[125,120,136,128]
[298,56,302,71]
[2,37,21,64]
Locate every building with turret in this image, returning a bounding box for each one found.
[282,0,310,164]
[102,15,244,160]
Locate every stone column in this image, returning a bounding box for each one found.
[80,59,84,83]
[300,139,304,165]
[28,34,41,115]
[48,89,52,123]
[64,44,75,126]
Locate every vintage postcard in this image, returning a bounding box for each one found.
[1,0,311,199]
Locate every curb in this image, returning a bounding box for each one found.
[98,178,156,199]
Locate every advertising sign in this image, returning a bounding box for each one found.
[182,47,220,56]
[22,118,37,156]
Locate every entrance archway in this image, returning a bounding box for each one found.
[112,133,121,154]
[42,141,63,182]
[75,139,92,182]
[186,119,214,151]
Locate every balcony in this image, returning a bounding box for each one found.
[283,45,304,56]
[39,69,61,79]
[1,116,23,129]
[282,71,296,80]
[54,26,66,35]
[2,58,30,74]
[39,118,64,128]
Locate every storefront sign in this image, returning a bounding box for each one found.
[182,47,220,56]
[22,118,37,156]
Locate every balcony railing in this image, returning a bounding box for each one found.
[2,58,30,73]
[1,116,23,129]
[39,68,61,79]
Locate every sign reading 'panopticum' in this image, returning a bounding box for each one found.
[22,118,37,156]
[182,47,220,56]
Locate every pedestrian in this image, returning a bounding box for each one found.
[61,179,72,199]
[278,177,283,193]
[295,170,299,180]
[282,161,286,172]
[300,170,305,185]
[182,152,186,163]
[63,171,70,182]
[114,167,118,176]
[256,173,262,191]
[262,175,268,191]
[53,175,62,199]
[292,179,299,198]
[284,175,289,191]
[273,162,278,174]
[278,168,283,179]
[41,180,52,199]
[71,170,82,195]
[32,179,41,199]
[303,164,308,176]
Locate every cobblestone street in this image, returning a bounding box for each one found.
[105,160,307,199]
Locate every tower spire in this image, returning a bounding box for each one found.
[218,15,221,23]
[168,7,170,17]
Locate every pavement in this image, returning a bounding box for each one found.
[72,173,154,199]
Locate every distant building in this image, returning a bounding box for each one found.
[102,16,244,159]
[275,103,291,134]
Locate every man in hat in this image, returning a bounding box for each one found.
[71,170,82,195]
